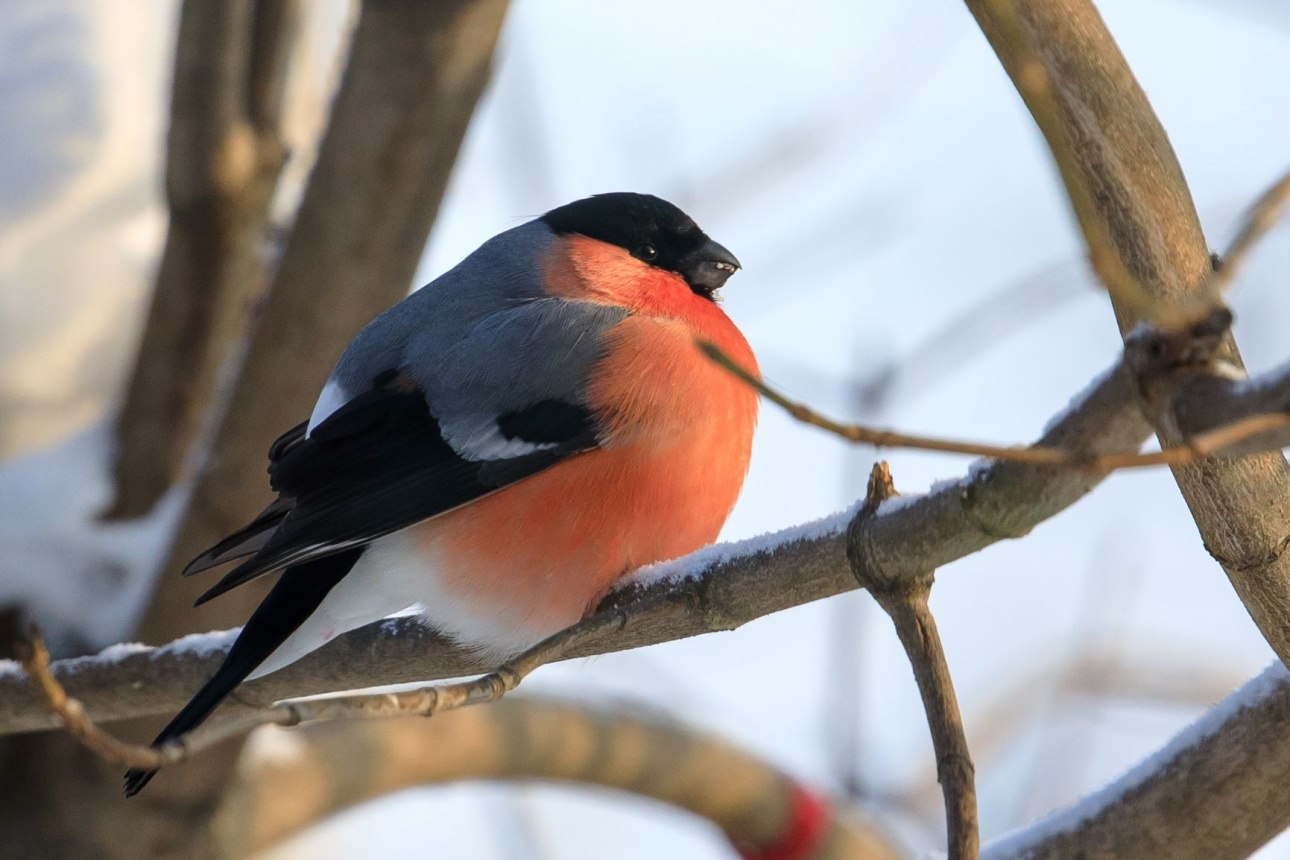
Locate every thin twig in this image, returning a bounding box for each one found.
[1210,167,1290,294]
[848,464,978,860]
[19,600,637,774]
[17,628,183,771]
[700,341,1288,471]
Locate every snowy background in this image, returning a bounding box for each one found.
[2,0,1289,856]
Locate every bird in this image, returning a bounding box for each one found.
[123,192,758,796]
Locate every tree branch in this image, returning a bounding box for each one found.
[983,663,1290,860]
[133,0,511,646]
[1,352,1155,736]
[209,697,901,860]
[19,602,647,771]
[849,464,977,860]
[966,0,1290,670]
[106,0,297,519]
[702,332,1287,472]
[962,0,1212,332]
[1210,166,1290,295]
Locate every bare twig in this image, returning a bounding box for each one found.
[699,340,1288,471]
[972,0,1166,325]
[848,464,978,860]
[16,628,182,771]
[1210,166,1290,294]
[964,0,1213,332]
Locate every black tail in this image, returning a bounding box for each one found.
[123,548,364,797]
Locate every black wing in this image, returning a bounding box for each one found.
[190,375,599,606]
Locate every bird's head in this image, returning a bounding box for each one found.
[541,192,740,304]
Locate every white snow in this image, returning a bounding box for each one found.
[1039,359,1122,436]
[159,628,241,660]
[241,724,311,768]
[628,501,860,589]
[0,628,242,683]
[985,662,1290,857]
[0,423,183,654]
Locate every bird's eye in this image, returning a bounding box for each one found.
[637,244,658,261]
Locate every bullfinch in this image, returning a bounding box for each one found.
[124,192,758,796]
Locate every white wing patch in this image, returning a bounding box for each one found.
[439,412,560,461]
[307,378,350,435]
[309,379,555,459]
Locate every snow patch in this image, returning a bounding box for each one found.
[986,662,1290,857]
[92,641,152,664]
[629,501,861,589]
[242,724,310,768]
[163,628,241,659]
[0,423,184,652]
[1040,359,1120,436]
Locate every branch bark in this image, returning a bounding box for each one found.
[850,464,977,860]
[966,0,1290,668]
[0,353,1154,736]
[983,664,1290,860]
[0,4,510,859]
[134,0,511,647]
[106,0,296,519]
[208,697,900,859]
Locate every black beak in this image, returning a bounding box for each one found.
[682,239,741,296]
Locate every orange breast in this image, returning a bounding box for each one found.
[409,309,758,642]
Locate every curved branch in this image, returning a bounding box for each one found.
[849,464,977,860]
[984,663,1290,860]
[967,0,1290,669]
[208,697,901,859]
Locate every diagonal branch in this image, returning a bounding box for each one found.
[0,354,1153,736]
[1210,166,1290,294]
[962,0,1213,333]
[966,0,1290,669]
[983,663,1290,860]
[18,606,641,771]
[701,333,1288,472]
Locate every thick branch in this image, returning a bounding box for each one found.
[984,663,1290,860]
[107,0,296,519]
[1,356,1151,735]
[967,0,1290,668]
[208,697,900,859]
[134,0,511,645]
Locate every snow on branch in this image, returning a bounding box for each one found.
[0,355,1150,736]
[985,662,1290,860]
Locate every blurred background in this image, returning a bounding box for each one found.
[1,0,1289,856]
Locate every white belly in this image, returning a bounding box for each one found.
[246,531,550,680]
